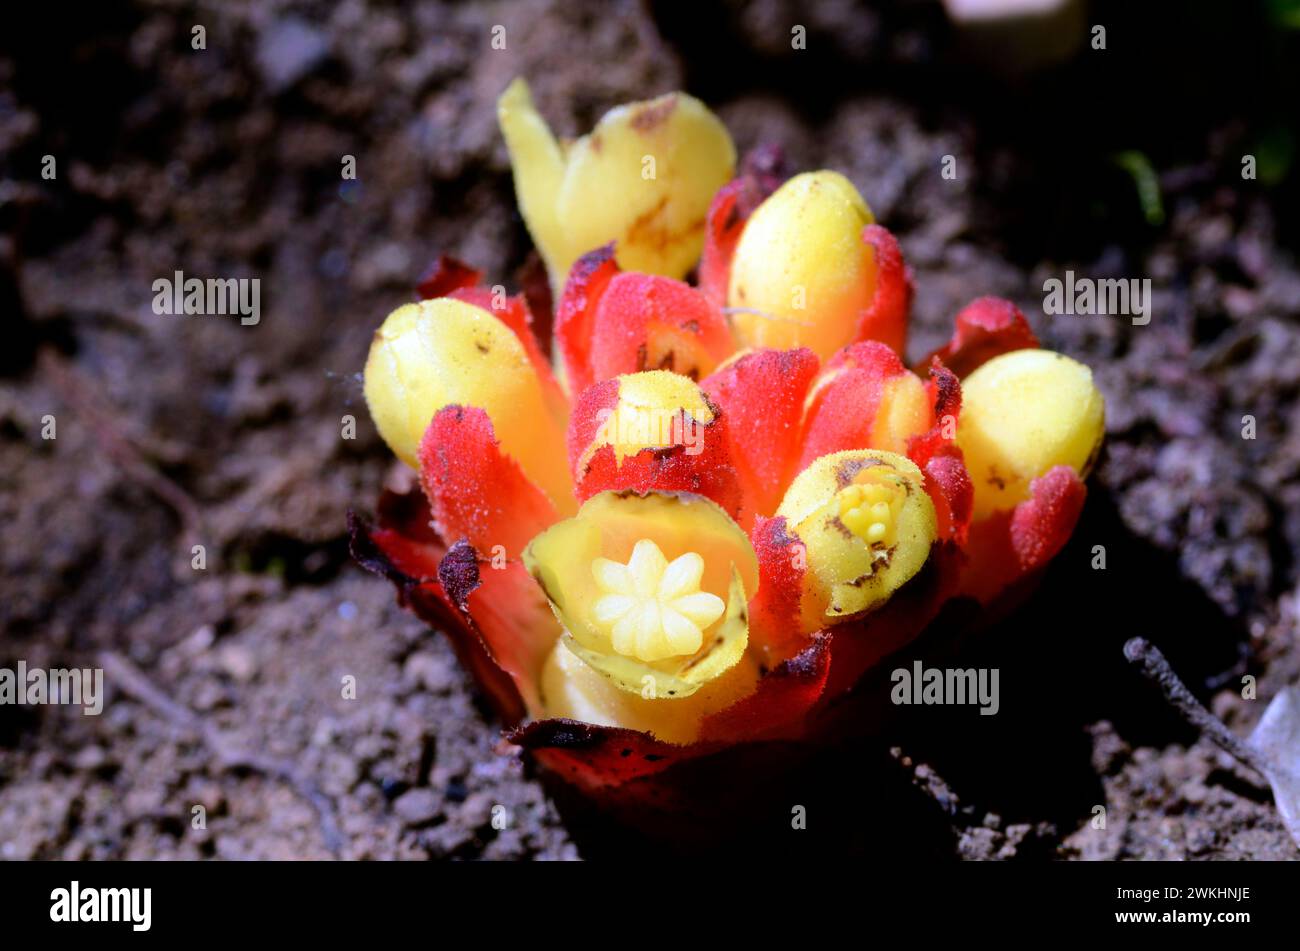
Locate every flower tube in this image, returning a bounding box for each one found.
[525,490,761,743]
[498,78,735,291]
[958,348,1105,519]
[364,297,574,513]
[703,170,913,360]
[774,450,937,632]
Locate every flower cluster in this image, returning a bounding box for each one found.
[351,80,1104,803]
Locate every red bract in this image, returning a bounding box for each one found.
[909,361,973,545]
[700,347,820,519]
[698,145,786,306]
[553,244,620,397]
[921,295,1039,378]
[747,515,809,664]
[556,247,733,391]
[419,405,557,559]
[566,376,747,524]
[959,466,1088,606]
[797,341,925,468]
[853,224,912,356]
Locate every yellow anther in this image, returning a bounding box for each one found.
[835,472,905,550]
[776,450,936,628]
[590,539,725,663]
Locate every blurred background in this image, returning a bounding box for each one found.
[1,0,1298,859]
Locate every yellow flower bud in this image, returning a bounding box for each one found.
[957,348,1105,519]
[777,450,936,630]
[498,77,736,290]
[363,298,574,512]
[728,171,877,361]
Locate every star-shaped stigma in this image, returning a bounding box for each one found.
[590,538,726,663]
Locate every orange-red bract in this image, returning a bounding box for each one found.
[701,347,820,519]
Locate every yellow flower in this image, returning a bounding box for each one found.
[524,490,758,700]
[776,450,937,630]
[363,297,573,512]
[498,78,735,291]
[957,349,1105,519]
[727,171,879,361]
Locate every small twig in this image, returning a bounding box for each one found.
[100,651,344,856]
[39,348,204,543]
[101,650,203,730]
[889,746,965,821]
[1123,637,1270,778]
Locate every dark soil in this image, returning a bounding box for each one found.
[1,0,1297,860]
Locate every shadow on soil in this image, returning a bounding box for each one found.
[549,489,1247,859]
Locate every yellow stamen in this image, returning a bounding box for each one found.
[590,539,725,663]
[836,470,906,551]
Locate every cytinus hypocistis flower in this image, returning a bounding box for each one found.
[351,79,1105,820]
